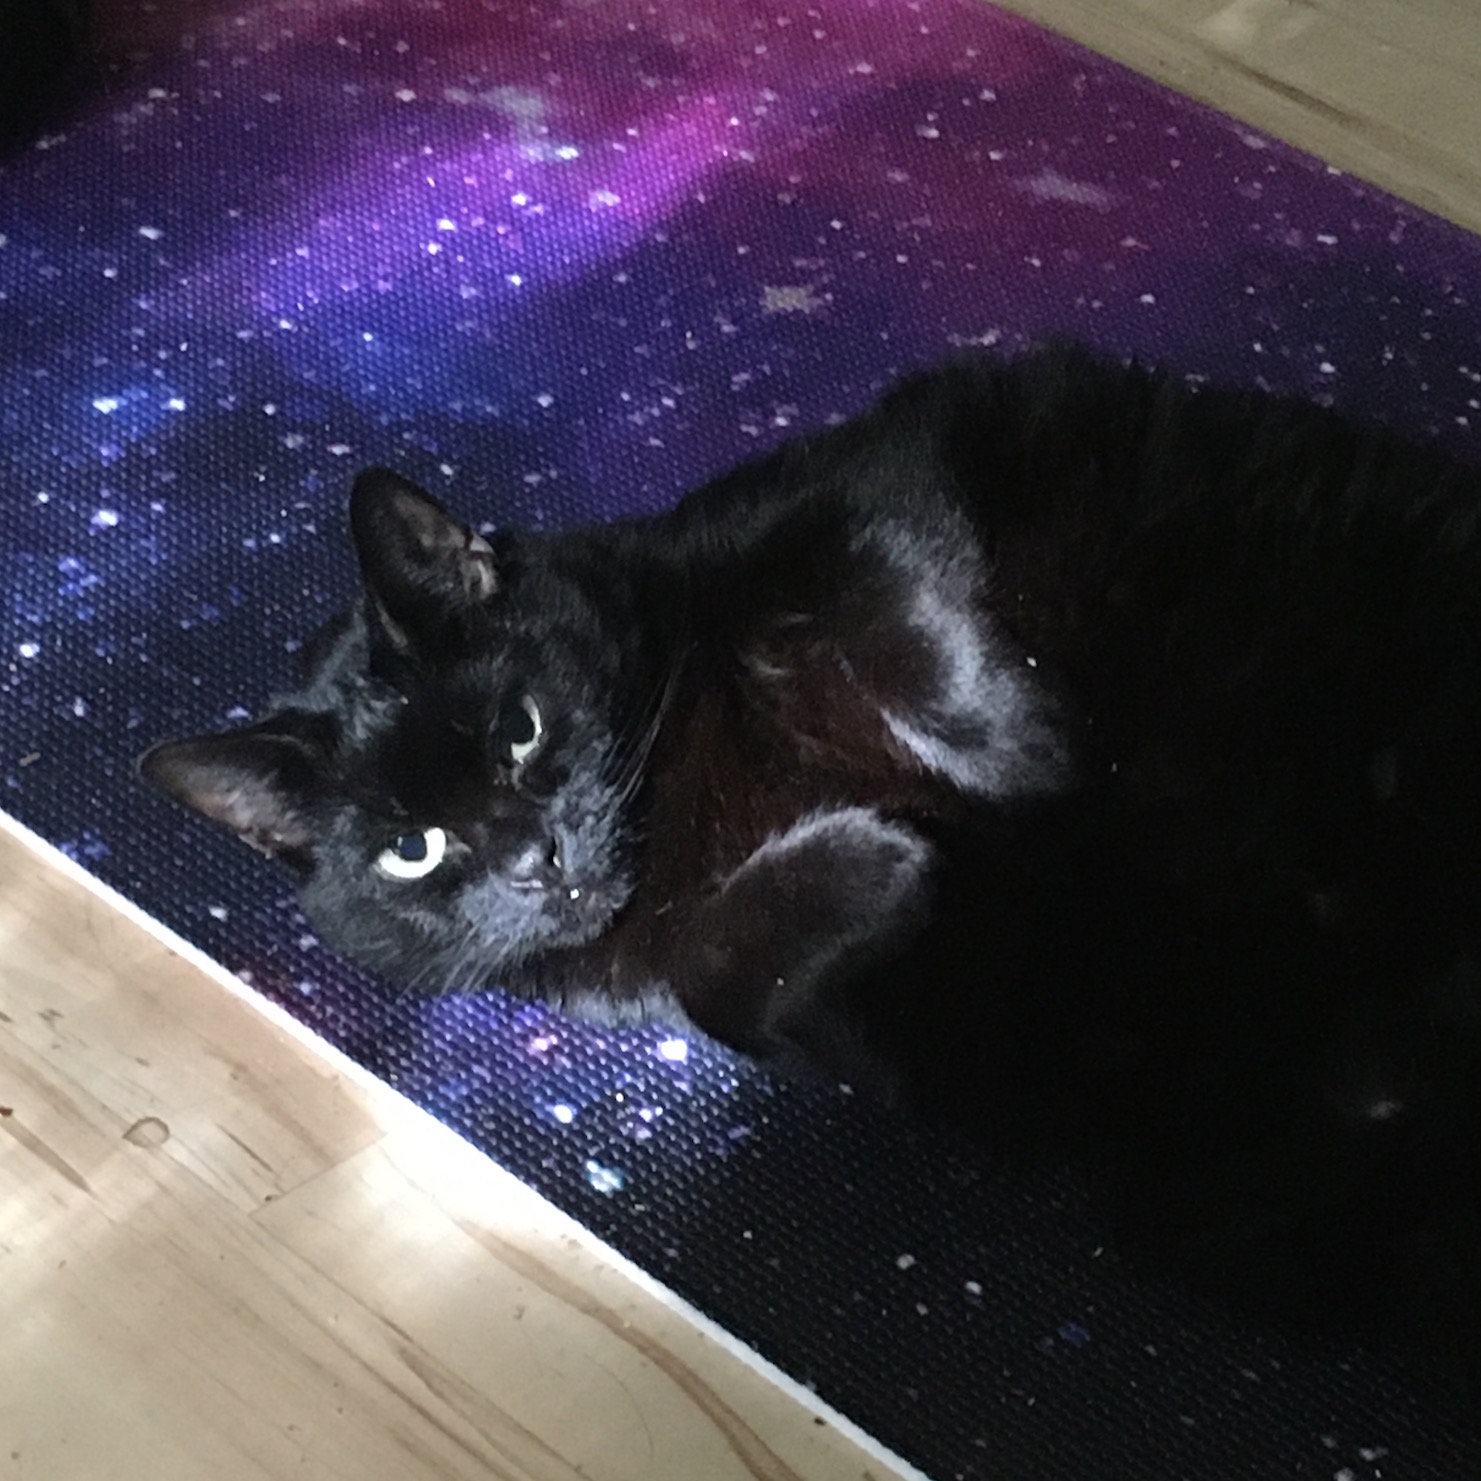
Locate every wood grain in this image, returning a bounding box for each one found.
[991,0,1481,234]
[0,819,911,1481]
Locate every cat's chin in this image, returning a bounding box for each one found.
[457,873,627,962]
[536,879,622,946]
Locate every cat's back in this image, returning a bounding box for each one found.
[899,345,1481,731]
[933,349,1481,944]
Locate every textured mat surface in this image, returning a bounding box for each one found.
[4,1,1481,1475]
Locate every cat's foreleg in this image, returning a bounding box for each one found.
[669,807,932,1096]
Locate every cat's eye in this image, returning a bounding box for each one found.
[376,826,448,880]
[494,693,543,766]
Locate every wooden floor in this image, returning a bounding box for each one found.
[998,0,1481,235]
[0,819,912,1481]
[4,3,1480,1478]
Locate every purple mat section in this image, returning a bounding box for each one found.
[4,2,1480,1475]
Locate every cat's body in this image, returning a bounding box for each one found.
[143,344,1481,1382]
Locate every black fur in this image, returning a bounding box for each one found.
[141,344,1481,1387]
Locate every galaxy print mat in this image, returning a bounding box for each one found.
[5,1,1481,1475]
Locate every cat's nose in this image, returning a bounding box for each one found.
[506,834,563,890]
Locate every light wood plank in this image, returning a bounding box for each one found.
[991,0,1481,234]
[0,819,912,1481]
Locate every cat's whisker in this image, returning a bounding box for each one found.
[611,656,679,772]
[603,661,680,813]
[433,918,489,997]
[390,916,479,1000]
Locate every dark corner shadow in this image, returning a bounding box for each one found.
[0,0,96,149]
[0,0,266,153]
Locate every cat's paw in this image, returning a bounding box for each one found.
[672,807,933,1062]
[728,806,932,938]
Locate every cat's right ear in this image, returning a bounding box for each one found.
[138,719,329,871]
[348,468,500,655]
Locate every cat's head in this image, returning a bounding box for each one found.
[140,469,661,990]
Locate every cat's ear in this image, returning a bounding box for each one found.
[348,468,499,653]
[138,719,329,869]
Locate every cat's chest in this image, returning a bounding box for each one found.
[730,549,1076,811]
[597,522,1082,969]
[633,624,1064,889]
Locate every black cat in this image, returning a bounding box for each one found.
[142,343,1481,1381]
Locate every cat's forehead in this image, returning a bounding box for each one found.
[379,705,490,818]
[420,656,523,730]
[314,672,492,819]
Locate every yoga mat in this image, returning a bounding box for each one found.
[4,1,1479,1474]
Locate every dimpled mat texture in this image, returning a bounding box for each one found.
[5,1,1481,1476]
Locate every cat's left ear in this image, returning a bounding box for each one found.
[138,716,331,872]
[348,468,500,654]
